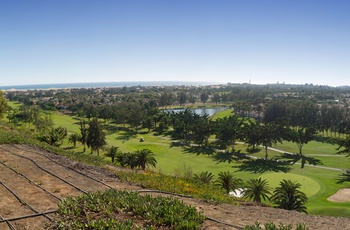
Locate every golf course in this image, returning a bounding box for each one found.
[43,106,350,217]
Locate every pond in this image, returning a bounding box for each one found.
[164,107,229,116]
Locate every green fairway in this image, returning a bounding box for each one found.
[105,131,255,179]
[273,140,338,155]
[51,110,350,217]
[49,112,81,133]
[6,100,22,110]
[106,132,350,216]
[260,172,321,197]
[304,155,350,170]
[211,109,234,120]
[5,102,350,217]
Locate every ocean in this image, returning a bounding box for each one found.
[0,81,217,90]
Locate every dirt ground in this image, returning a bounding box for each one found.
[0,144,350,230]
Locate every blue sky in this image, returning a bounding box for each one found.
[1,0,349,86]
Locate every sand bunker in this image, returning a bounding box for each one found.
[328,188,350,202]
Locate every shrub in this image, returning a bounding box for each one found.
[244,221,309,230]
[50,189,205,229]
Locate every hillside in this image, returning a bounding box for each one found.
[0,144,349,229]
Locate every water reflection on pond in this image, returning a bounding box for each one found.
[164,107,229,116]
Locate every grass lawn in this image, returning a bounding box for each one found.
[211,109,234,120]
[6,100,22,110]
[60,125,350,216]
[53,109,350,216]
[104,131,255,179]
[6,102,350,217]
[273,140,338,155]
[260,172,321,197]
[304,155,350,170]
[290,166,350,216]
[49,112,81,133]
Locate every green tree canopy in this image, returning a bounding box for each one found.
[256,122,284,159]
[79,120,89,152]
[216,171,243,194]
[336,135,350,156]
[39,126,67,146]
[105,145,121,163]
[0,91,10,119]
[68,133,80,147]
[243,178,271,203]
[270,179,308,213]
[214,115,246,151]
[193,171,214,185]
[134,148,157,170]
[87,117,106,155]
[287,126,317,155]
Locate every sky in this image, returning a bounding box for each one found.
[1,0,350,87]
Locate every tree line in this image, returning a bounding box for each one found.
[195,171,308,213]
[3,88,350,214]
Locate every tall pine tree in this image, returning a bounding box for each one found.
[87,117,106,155]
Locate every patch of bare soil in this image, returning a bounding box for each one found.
[0,144,350,230]
[328,188,350,202]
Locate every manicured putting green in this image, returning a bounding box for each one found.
[260,173,321,197]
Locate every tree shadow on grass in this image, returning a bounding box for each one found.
[337,170,350,184]
[246,147,262,154]
[63,146,75,150]
[170,141,189,148]
[182,145,216,155]
[103,125,119,135]
[233,158,291,174]
[275,153,323,169]
[212,150,250,164]
[313,135,336,144]
[116,130,138,142]
[138,130,150,135]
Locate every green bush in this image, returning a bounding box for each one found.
[50,189,205,229]
[244,221,309,230]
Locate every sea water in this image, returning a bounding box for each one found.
[0,81,215,90]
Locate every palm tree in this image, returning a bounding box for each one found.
[105,145,120,163]
[256,122,284,159]
[68,133,80,147]
[79,120,88,152]
[287,126,317,156]
[116,152,136,168]
[216,171,243,194]
[283,126,318,168]
[39,126,67,146]
[270,179,308,213]
[243,178,271,203]
[243,120,261,151]
[193,171,214,185]
[135,149,157,170]
[214,115,246,151]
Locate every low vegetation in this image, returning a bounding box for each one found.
[48,189,206,229]
[2,84,350,219]
[244,222,308,230]
[117,170,239,205]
